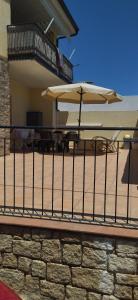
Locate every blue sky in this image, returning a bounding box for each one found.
[59,0,138,96]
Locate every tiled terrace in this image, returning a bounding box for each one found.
[0,147,137,227]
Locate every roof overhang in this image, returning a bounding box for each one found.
[11,0,79,37]
[40,0,79,37]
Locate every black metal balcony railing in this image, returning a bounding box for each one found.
[7,24,73,82]
[0,125,138,229]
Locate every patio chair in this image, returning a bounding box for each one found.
[63,131,80,152]
[52,130,64,152]
[11,128,35,152]
[92,130,121,153]
[38,130,53,153]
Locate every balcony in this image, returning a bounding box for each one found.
[0,125,138,229]
[8,24,73,83]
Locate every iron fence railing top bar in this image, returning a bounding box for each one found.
[0,125,138,131]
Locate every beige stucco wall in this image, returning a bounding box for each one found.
[10,80,31,126]
[0,0,11,57]
[30,89,54,126]
[10,83,55,126]
[58,111,138,140]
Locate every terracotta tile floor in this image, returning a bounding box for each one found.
[0,149,137,222]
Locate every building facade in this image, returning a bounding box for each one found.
[0,0,78,128]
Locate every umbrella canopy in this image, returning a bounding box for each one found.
[0,282,22,300]
[42,82,122,126]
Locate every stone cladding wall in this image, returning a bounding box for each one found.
[0,224,137,300]
[0,56,10,155]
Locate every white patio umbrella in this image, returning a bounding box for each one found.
[42,82,122,127]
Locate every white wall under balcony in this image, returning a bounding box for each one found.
[10,79,57,127]
[10,79,31,126]
[30,89,54,126]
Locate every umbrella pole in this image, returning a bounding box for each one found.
[78,88,83,136]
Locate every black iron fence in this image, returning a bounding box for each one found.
[0,125,138,229]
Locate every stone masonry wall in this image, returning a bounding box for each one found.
[0,56,10,155]
[0,224,137,300]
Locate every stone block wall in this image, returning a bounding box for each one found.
[0,56,10,155]
[0,224,137,300]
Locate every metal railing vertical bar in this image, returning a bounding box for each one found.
[72,141,75,218]
[32,141,35,211]
[13,139,16,210]
[62,143,65,217]
[104,141,108,222]
[3,138,6,211]
[127,141,132,224]
[115,141,119,223]
[52,142,55,216]
[42,151,44,215]
[93,140,97,221]
[82,140,86,218]
[23,143,25,213]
